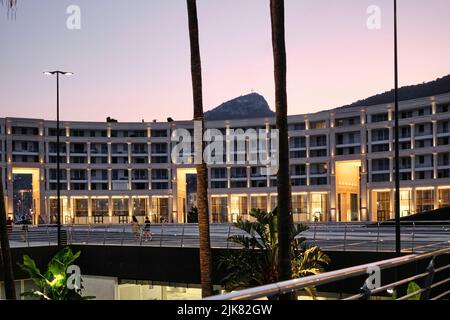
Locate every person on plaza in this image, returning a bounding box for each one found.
[6,216,13,235]
[142,216,152,242]
[131,215,140,241]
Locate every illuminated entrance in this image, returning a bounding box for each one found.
[12,168,41,224]
[335,160,361,222]
[176,168,197,223]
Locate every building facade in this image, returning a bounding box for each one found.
[1,93,450,224]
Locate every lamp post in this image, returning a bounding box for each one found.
[393,0,401,255]
[44,71,73,247]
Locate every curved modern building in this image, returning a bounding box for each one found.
[1,92,450,225]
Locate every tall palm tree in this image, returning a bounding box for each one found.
[186,0,213,298]
[0,172,17,300]
[270,0,293,292]
[0,0,18,301]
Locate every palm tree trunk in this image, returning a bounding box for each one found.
[0,171,17,299]
[186,0,213,298]
[270,0,294,296]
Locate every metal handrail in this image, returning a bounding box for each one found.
[205,247,450,300]
[6,222,450,252]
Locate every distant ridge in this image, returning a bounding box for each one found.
[205,93,275,121]
[343,75,450,108]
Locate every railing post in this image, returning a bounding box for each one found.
[411,222,416,253]
[181,225,185,248]
[121,226,125,246]
[313,223,317,244]
[103,225,107,245]
[46,226,50,246]
[160,223,164,247]
[376,222,380,252]
[87,224,91,245]
[26,227,29,247]
[227,224,232,249]
[420,258,436,300]
[343,223,348,252]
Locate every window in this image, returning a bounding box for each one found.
[376,192,390,221]
[292,194,308,222]
[74,199,89,217]
[211,197,228,223]
[112,198,129,216]
[439,189,450,208]
[92,199,109,216]
[230,196,248,221]
[132,198,147,216]
[311,193,327,222]
[250,196,267,211]
[416,190,434,213]
[151,197,169,223]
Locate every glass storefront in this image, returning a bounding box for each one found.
[292,194,308,222]
[91,198,109,223]
[151,197,169,223]
[438,189,450,208]
[376,192,390,221]
[211,197,228,223]
[230,195,248,222]
[311,193,327,222]
[400,190,411,216]
[250,195,267,212]
[416,189,434,213]
[132,198,147,217]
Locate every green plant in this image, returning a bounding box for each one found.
[218,209,330,299]
[391,281,421,300]
[18,247,94,300]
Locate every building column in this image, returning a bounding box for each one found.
[306,135,310,158]
[389,126,393,152]
[411,188,416,215]
[87,142,91,164]
[411,155,415,181]
[432,121,437,148]
[410,124,415,150]
[389,157,394,183]
[306,163,311,186]
[434,186,439,210]
[433,153,438,179]
[108,197,113,223]
[329,161,337,222]
[390,188,395,220]
[360,158,368,222]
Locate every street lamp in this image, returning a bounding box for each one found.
[393,0,401,255]
[44,70,74,247]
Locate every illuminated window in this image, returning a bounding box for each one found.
[376,192,390,221]
[230,195,248,222]
[250,195,267,212]
[211,197,228,223]
[112,198,129,216]
[311,193,327,222]
[438,189,450,208]
[151,197,169,223]
[292,194,308,222]
[132,198,147,217]
[416,190,434,213]
[74,199,88,217]
[400,190,411,216]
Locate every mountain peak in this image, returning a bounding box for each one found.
[205,93,275,121]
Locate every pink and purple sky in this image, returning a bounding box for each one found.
[1,0,449,122]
